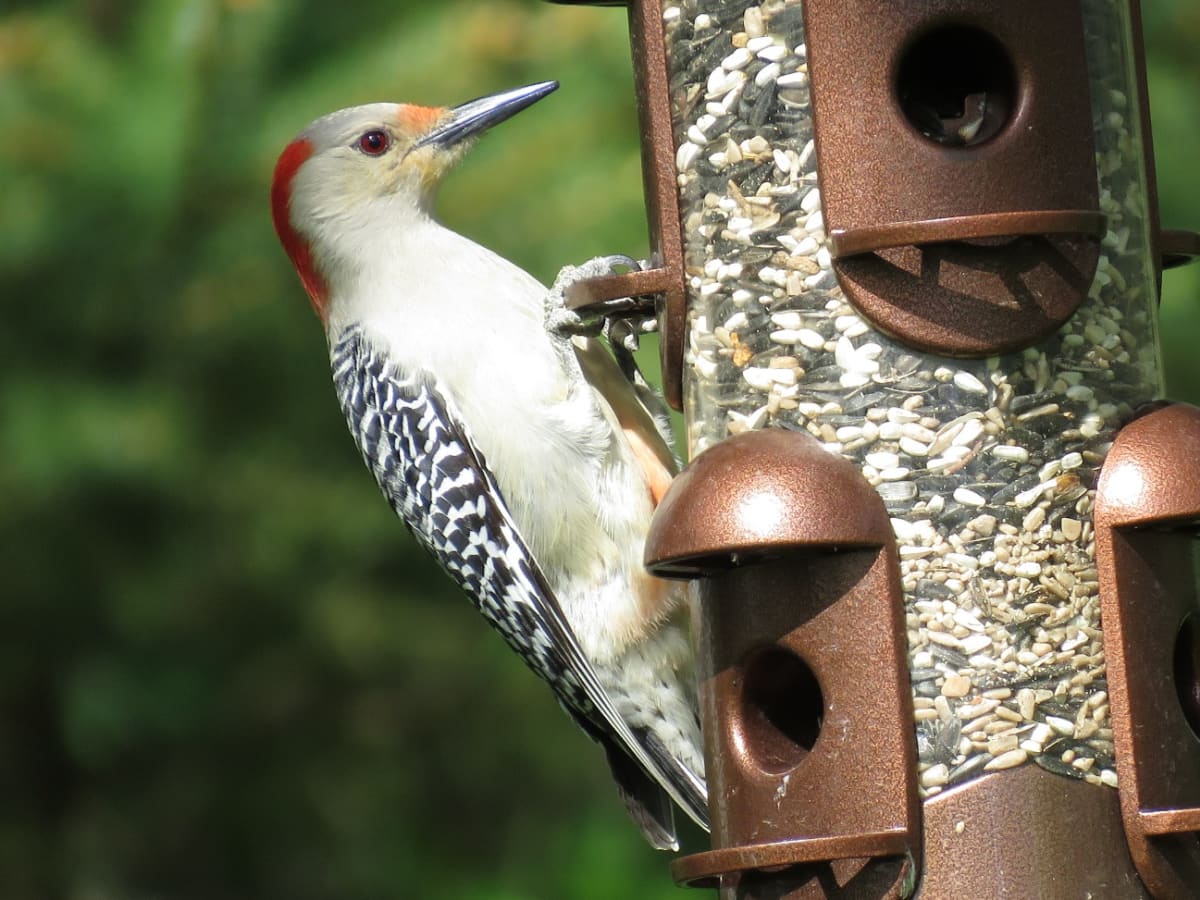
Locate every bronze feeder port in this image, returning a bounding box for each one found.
[1094,403,1200,899]
[644,428,920,897]
[547,0,1199,896]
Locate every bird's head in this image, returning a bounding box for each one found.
[271,80,558,322]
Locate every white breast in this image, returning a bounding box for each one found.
[326,211,666,660]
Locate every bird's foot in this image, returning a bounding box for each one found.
[546,255,647,338]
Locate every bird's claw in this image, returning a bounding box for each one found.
[546,255,648,338]
[594,254,644,275]
[545,301,604,341]
[547,256,674,453]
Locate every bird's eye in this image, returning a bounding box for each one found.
[357,130,390,156]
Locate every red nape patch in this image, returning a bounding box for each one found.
[271,138,330,321]
[398,104,444,136]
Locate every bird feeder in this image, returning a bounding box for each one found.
[549,0,1200,896]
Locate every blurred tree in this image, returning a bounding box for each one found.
[0,2,676,897]
[0,1,1196,898]
[1144,2,1200,400]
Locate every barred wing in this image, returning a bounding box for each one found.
[330,328,704,847]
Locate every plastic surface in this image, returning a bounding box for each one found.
[647,429,919,898]
[1094,402,1200,898]
[804,0,1102,356]
[664,0,1162,804]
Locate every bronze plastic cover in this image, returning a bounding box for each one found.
[646,430,919,896]
[803,0,1102,357]
[1094,402,1200,898]
[646,429,902,572]
[920,766,1146,898]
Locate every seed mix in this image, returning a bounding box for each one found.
[662,0,1162,795]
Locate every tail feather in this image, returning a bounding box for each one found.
[640,728,709,831]
[602,737,680,851]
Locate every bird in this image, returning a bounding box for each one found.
[269,80,707,849]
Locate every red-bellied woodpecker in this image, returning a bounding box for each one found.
[270,81,707,848]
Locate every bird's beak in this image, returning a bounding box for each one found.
[413,81,559,152]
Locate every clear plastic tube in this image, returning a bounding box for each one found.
[663,0,1160,794]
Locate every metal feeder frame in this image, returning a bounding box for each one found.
[550,1,1200,896]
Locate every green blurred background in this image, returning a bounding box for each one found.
[1,2,1197,897]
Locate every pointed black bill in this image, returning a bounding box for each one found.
[414,81,559,151]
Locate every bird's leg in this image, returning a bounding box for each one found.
[604,313,660,380]
[543,257,613,395]
[546,256,676,453]
[545,255,647,337]
[548,255,661,397]
[544,255,647,385]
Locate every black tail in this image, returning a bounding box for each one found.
[602,737,680,850]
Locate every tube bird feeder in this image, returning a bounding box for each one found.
[549,0,1200,896]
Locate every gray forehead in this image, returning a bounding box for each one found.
[300,103,400,148]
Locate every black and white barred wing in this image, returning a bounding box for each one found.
[330,329,695,848]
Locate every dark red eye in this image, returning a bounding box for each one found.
[357,130,389,155]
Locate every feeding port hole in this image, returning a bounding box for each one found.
[739,646,824,775]
[895,25,1018,147]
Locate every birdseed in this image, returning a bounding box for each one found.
[662,0,1158,796]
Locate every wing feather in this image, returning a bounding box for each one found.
[331,328,708,841]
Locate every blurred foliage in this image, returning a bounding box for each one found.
[0,1,1197,898]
